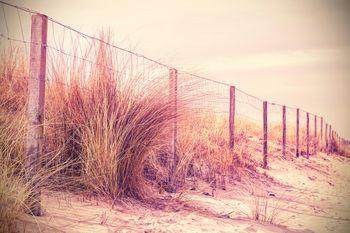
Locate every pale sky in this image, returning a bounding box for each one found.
[4,0,350,139]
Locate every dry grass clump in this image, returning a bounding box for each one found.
[176,112,231,184]
[175,112,262,189]
[328,137,350,157]
[41,34,179,200]
[56,81,175,199]
[267,124,282,145]
[234,117,261,165]
[0,51,67,232]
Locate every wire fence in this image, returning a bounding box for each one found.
[0,0,347,171]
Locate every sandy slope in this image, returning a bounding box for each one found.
[18,153,350,233]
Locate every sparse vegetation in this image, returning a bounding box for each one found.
[248,187,283,224]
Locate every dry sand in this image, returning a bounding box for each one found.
[18,152,350,233]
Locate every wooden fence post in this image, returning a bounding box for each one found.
[263,101,268,168]
[314,115,317,154]
[26,14,48,216]
[296,108,300,157]
[282,106,286,158]
[320,117,323,147]
[229,86,235,151]
[306,112,310,158]
[329,125,332,153]
[167,68,178,192]
[325,123,328,151]
[335,132,338,148]
[335,133,337,147]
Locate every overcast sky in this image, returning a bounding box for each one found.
[4,0,350,139]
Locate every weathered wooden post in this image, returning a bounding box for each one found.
[306,112,310,158]
[325,123,328,151]
[335,132,338,149]
[167,68,178,192]
[328,125,333,152]
[296,108,300,157]
[229,86,235,151]
[320,117,323,148]
[263,101,268,168]
[282,105,286,158]
[314,115,317,154]
[26,14,48,216]
[335,133,337,148]
[329,125,332,153]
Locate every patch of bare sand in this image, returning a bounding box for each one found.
[17,153,350,233]
[17,192,298,233]
[262,153,350,233]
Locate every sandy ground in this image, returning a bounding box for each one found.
[18,152,350,233]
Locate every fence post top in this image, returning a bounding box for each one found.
[32,13,48,19]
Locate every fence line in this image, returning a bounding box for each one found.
[0,1,349,215]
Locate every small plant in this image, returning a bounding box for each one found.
[99,211,109,225]
[244,181,284,224]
